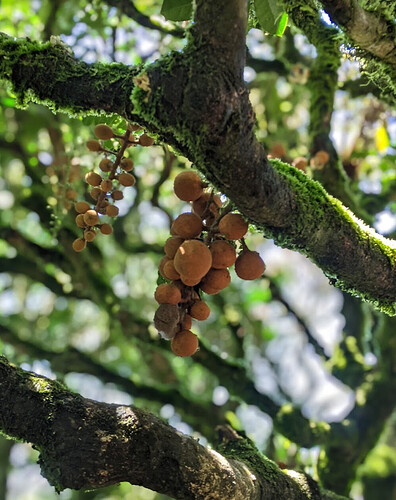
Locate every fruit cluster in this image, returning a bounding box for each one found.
[72,123,154,252]
[154,171,266,357]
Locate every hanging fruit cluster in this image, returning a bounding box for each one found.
[72,123,154,252]
[154,171,266,357]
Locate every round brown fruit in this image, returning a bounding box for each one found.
[209,240,237,269]
[173,171,204,202]
[75,214,86,228]
[84,229,96,242]
[164,236,184,259]
[182,314,193,330]
[86,140,101,152]
[154,283,182,305]
[192,192,222,217]
[171,213,202,239]
[90,187,102,200]
[158,256,171,278]
[111,190,124,201]
[85,172,102,187]
[72,238,86,252]
[94,124,114,140]
[100,223,113,235]
[75,201,90,214]
[171,330,199,357]
[200,268,231,294]
[118,172,136,187]
[99,158,113,172]
[180,274,202,287]
[121,158,134,171]
[174,240,212,281]
[83,209,99,226]
[218,213,248,240]
[163,260,181,281]
[100,179,113,192]
[139,134,155,147]
[190,300,210,321]
[106,205,119,217]
[235,250,265,280]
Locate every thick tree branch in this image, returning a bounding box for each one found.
[0,356,347,499]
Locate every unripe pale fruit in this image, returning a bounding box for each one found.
[139,133,155,147]
[75,201,90,214]
[192,192,222,217]
[99,158,113,172]
[171,330,199,357]
[190,300,210,321]
[118,172,136,187]
[85,172,102,186]
[106,205,119,217]
[72,238,86,252]
[100,223,113,235]
[171,213,202,239]
[111,190,124,201]
[94,124,114,140]
[84,229,96,242]
[154,283,182,305]
[75,214,86,228]
[200,268,231,294]
[235,250,265,280]
[173,171,203,202]
[209,240,237,268]
[83,209,99,226]
[174,240,212,281]
[121,158,134,171]
[164,236,184,259]
[86,139,101,152]
[163,260,181,281]
[218,213,248,240]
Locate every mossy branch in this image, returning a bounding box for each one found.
[0,356,347,499]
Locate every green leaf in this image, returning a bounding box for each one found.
[276,12,288,37]
[254,0,286,35]
[160,0,192,21]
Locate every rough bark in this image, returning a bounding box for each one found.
[0,356,347,500]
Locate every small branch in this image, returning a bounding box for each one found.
[103,0,184,38]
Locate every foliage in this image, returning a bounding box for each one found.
[0,0,396,499]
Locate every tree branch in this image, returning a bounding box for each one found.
[0,356,347,499]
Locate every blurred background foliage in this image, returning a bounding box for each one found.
[1,0,396,499]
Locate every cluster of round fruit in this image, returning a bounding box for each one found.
[153,171,266,357]
[72,123,154,252]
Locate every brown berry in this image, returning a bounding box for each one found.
[106,205,119,217]
[72,238,86,252]
[75,201,90,214]
[75,214,86,228]
[99,158,113,172]
[118,172,136,187]
[190,300,210,321]
[86,140,102,152]
[85,172,102,187]
[159,255,171,278]
[171,330,199,357]
[100,179,113,192]
[171,213,202,239]
[111,190,124,201]
[180,274,202,287]
[174,240,212,281]
[154,283,182,305]
[90,187,102,200]
[218,213,248,240]
[94,124,114,140]
[163,260,181,281]
[235,250,265,280]
[65,188,77,200]
[182,314,193,330]
[164,236,184,259]
[121,158,134,171]
[173,171,204,202]
[83,209,99,226]
[84,229,96,242]
[209,240,237,268]
[200,268,231,294]
[139,134,154,147]
[100,223,113,235]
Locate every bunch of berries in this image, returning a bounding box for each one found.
[72,123,154,252]
[154,170,266,357]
